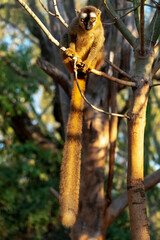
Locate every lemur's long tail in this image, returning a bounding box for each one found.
[60,75,86,227]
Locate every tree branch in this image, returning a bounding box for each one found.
[140,0,145,55]
[150,0,160,8]
[52,0,68,28]
[104,0,136,47]
[90,69,136,87]
[105,59,131,79]
[133,0,140,34]
[151,83,160,87]
[50,169,160,227]
[153,73,160,80]
[16,0,65,51]
[23,1,53,61]
[105,169,160,228]
[0,16,38,45]
[146,8,160,45]
[50,187,59,200]
[0,55,51,92]
[37,58,72,98]
[106,83,118,204]
[39,0,55,17]
[39,0,68,28]
[0,3,19,9]
[10,110,56,151]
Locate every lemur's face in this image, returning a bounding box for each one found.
[79,8,100,31]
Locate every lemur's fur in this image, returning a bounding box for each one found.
[60,5,105,227]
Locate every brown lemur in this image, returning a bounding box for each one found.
[60,5,105,227]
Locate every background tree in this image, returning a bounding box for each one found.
[0,0,160,239]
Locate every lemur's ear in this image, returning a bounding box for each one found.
[75,9,80,16]
[98,9,101,16]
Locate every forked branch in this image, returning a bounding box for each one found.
[39,0,55,16]
[16,0,65,51]
[52,0,68,28]
[39,0,68,28]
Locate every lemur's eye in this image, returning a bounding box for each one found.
[91,17,96,22]
[81,18,84,22]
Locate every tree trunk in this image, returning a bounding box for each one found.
[71,76,110,240]
[127,47,155,240]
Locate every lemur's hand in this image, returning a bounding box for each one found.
[65,48,76,58]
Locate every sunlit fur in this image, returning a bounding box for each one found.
[60,5,105,228]
[60,78,85,227]
[61,5,105,72]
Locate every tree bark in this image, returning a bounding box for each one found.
[71,76,110,240]
[127,47,155,240]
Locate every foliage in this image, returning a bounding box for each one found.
[0,141,70,240]
[106,210,131,240]
[0,44,38,114]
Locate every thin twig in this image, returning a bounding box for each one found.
[37,58,72,98]
[115,6,134,11]
[52,0,68,28]
[145,3,157,8]
[133,0,140,34]
[1,56,34,78]
[0,16,38,45]
[105,3,156,27]
[105,59,131,79]
[151,83,160,87]
[0,3,19,9]
[0,55,51,92]
[106,83,118,205]
[41,100,53,116]
[16,0,66,50]
[39,0,68,28]
[39,0,55,16]
[104,0,136,46]
[50,187,59,200]
[140,0,145,55]
[150,0,160,8]
[120,6,139,19]
[30,102,49,132]
[103,6,139,26]
[73,58,130,119]
[103,20,117,26]
[90,69,136,87]
[115,4,156,12]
